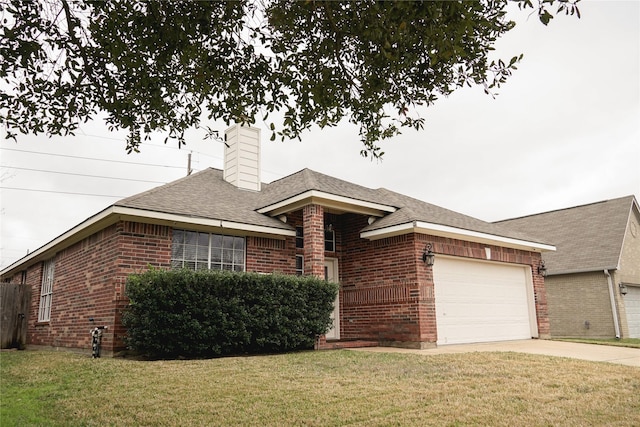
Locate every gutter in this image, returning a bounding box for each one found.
[604,269,621,339]
[547,266,619,276]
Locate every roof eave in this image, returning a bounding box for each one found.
[0,205,120,277]
[547,266,619,276]
[0,206,295,278]
[360,221,556,253]
[257,190,396,217]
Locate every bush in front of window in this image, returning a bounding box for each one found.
[122,268,338,359]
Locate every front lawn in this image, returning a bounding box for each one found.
[1,349,639,426]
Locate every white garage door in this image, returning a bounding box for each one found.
[433,257,537,345]
[624,286,640,338]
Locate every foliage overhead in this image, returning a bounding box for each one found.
[0,0,579,158]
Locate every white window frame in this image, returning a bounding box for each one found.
[38,258,55,322]
[295,255,304,276]
[171,229,246,272]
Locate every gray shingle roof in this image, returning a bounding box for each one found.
[117,167,550,245]
[496,196,637,274]
[360,189,549,244]
[257,168,394,208]
[1,166,559,277]
[116,168,291,231]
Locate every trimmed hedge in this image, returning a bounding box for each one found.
[122,269,338,358]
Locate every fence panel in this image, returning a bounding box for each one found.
[1,283,31,349]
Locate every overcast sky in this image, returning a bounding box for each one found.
[1,0,639,270]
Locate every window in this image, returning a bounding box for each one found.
[172,230,245,272]
[296,255,304,276]
[324,229,335,252]
[296,226,304,248]
[38,258,55,322]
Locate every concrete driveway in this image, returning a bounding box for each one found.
[351,340,640,367]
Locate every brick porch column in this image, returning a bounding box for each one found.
[303,204,325,277]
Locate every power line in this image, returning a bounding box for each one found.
[0,165,167,184]
[0,187,127,198]
[0,147,185,169]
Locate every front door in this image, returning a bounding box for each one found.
[324,258,340,340]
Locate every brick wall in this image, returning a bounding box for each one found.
[17,219,308,354]
[22,221,172,355]
[11,209,549,353]
[112,222,173,351]
[303,204,325,277]
[246,235,296,274]
[337,214,548,346]
[339,214,435,348]
[545,271,614,338]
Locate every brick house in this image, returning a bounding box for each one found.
[497,196,640,339]
[1,125,556,355]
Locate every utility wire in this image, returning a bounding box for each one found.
[0,147,184,169]
[0,165,167,184]
[0,187,127,198]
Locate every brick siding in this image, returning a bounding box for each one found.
[337,214,548,347]
[246,235,296,274]
[19,222,172,355]
[303,204,325,277]
[9,208,549,353]
[545,271,615,338]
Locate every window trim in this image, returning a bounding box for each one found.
[171,229,246,272]
[38,258,55,322]
[295,255,304,276]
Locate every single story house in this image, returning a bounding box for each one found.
[1,125,556,355]
[497,196,640,339]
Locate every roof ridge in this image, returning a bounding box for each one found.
[301,168,319,189]
[495,195,636,223]
[265,168,310,186]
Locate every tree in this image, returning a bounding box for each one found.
[0,0,579,158]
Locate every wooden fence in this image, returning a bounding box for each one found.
[1,283,31,349]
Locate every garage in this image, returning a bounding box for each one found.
[623,285,640,338]
[433,257,537,345]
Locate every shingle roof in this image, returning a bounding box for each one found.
[359,190,549,244]
[257,168,394,208]
[118,167,550,245]
[0,166,557,277]
[495,196,637,274]
[116,168,291,231]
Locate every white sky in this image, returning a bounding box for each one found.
[1,0,639,270]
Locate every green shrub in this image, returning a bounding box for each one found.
[122,269,338,358]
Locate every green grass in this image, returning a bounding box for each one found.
[554,338,640,349]
[2,349,639,426]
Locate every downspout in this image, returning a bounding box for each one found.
[604,270,621,339]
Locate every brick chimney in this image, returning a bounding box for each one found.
[223,124,261,191]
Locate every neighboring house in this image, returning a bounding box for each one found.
[0,125,556,355]
[497,196,640,339]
